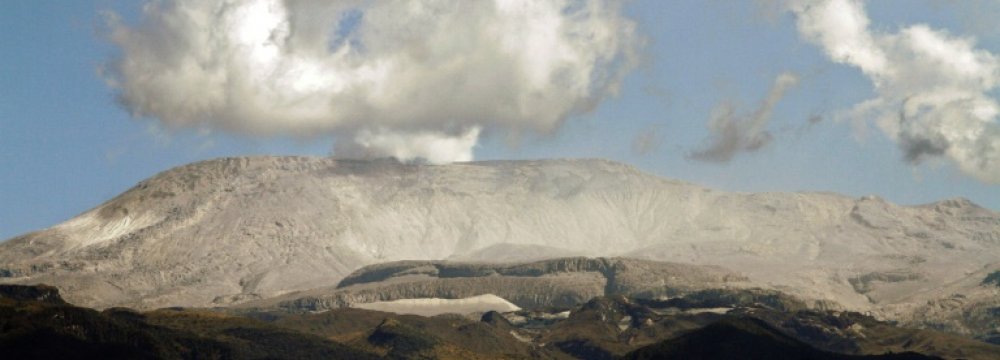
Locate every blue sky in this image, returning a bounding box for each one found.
[2,0,999,240]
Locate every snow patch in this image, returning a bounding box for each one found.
[352,294,521,317]
[683,307,732,315]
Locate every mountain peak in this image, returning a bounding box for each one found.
[0,156,997,333]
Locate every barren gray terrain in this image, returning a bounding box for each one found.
[0,156,998,340]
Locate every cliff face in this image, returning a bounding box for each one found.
[263,257,750,311]
[0,284,66,305]
[0,156,998,341]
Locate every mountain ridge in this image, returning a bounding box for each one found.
[1,156,998,342]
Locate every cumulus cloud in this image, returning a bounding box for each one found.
[689,72,800,162]
[335,126,481,164]
[788,0,1000,183]
[103,0,638,163]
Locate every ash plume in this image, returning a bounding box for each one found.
[788,0,1000,183]
[632,123,663,156]
[102,0,639,163]
[689,72,800,162]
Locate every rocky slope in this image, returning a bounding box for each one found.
[256,257,752,311]
[0,285,377,360]
[12,284,984,360]
[0,156,998,340]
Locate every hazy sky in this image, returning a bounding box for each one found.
[3,0,1000,240]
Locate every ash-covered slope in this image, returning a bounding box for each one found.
[0,156,998,331]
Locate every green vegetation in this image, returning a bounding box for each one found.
[1,284,995,359]
[622,317,936,360]
[0,285,375,360]
[982,271,1000,287]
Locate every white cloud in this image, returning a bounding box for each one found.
[788,0,1000,182]
[104,0,639,163]
[338,126,481,164]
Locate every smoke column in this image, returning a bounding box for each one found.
[689,72,800,162]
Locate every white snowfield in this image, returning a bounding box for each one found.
[0,156,997,335]
[353,294,521,317]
